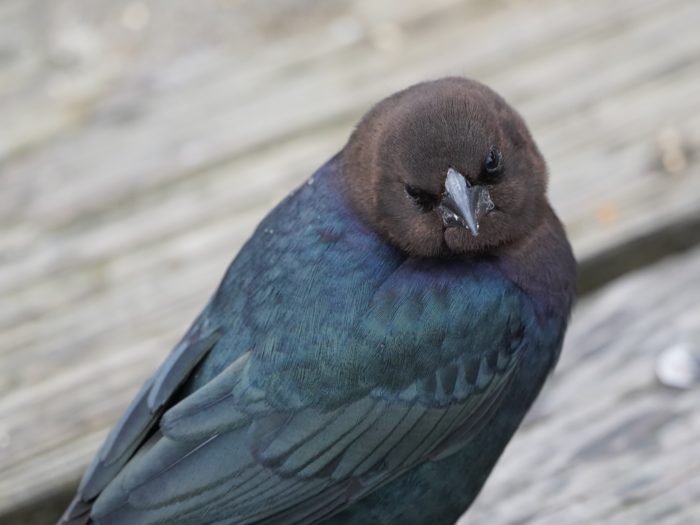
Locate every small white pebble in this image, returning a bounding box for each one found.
[655,342,700,389]
[656,126,688,174]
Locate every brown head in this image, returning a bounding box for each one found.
[341,77,549,257]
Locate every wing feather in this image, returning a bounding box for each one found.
[91,347,521,524]
[74,316,222,507]
[79,259,530,525]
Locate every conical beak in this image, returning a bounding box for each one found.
[438,168,494,237]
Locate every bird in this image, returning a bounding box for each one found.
[59,77,576,525]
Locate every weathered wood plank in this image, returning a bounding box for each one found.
[1,0,699,520]
[461,246,700,524]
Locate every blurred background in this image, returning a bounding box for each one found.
[1,0,699,523]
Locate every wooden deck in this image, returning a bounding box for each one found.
[1,0,699,523]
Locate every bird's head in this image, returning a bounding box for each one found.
[341,77,548,257]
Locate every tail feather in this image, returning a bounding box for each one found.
[57,496,93,525]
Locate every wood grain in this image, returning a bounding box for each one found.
[1,0,699,521]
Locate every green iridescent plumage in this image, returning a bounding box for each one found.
[60,78,576,525]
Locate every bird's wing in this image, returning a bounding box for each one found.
[87,275,529,525]
[59,305,223,525]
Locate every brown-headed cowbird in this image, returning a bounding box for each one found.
[60,77,576,525]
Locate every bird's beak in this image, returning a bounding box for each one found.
[438,168,494,237]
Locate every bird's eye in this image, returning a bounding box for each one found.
[405,185,439,211]
[484,146,503,176]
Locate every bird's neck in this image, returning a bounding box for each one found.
[494,205,577,317]
[328,154,575,315]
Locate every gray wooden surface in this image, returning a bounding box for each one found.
[1,0,699,522]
